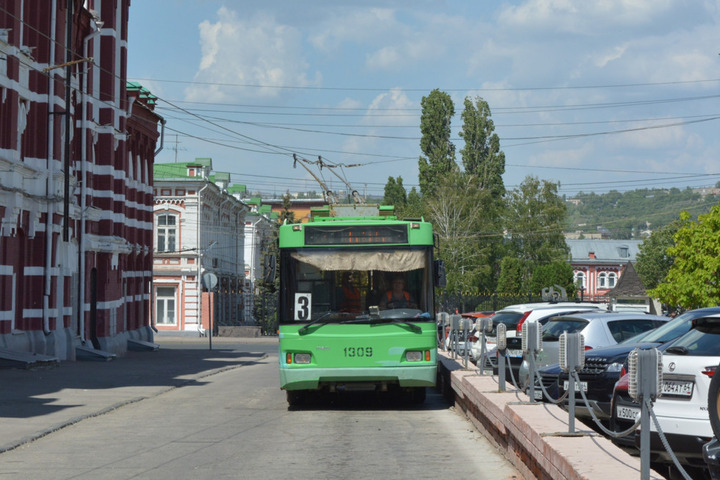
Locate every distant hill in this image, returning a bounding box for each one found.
[565,187,720,240]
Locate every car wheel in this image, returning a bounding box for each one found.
[709,361,720,439]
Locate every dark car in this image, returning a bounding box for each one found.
[537,307,720,416]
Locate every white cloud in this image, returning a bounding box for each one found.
[185,7,320,101]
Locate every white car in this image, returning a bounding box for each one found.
[474,302,607,368]
[642,313,720,470]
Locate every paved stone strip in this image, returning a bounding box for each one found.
[438,351,665,480]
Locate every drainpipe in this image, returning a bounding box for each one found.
[154,118,166,156]
[77,20,103,343]
[43,0,58,336]
[196,184,209,334]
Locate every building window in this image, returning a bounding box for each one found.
[156,286,176,325]
[574,271,586,289]
[598,272,607,288]
[157,214,177,252]
[608,272,617,288]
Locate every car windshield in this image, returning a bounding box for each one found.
[542,318,589,341]
[638,311,697,343]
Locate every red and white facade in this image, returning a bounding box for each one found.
[568,239,642,302]
[0,1,161,359]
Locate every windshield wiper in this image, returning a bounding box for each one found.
[665,345,689,355]
[298,311,340,334]
[370,318,422,333]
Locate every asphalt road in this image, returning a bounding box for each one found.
[0,338,522,480]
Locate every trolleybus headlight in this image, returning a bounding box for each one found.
[406,351,423,362]
[294,353,312,364]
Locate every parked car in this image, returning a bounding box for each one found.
[521,311,669,396]
[632,314,720,472]
[477,302,606,372]
[542,307,720,419]
[609,307,720,448]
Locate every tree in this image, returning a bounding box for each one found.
[530,261,576,298]
[382,176,407,208]
[497,257,527,293]
[278,191,296,224]
[403,187,425,219]
[506,176,568,266]
[636,217,687,290]
[459,96,505,197]
[425,171,496,292]
[649,206,720,309]
[418,89,456,198]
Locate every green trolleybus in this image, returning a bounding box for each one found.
[278,204,444,406]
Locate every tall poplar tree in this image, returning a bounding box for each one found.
[459,96,506,197]
[418,89,456,198]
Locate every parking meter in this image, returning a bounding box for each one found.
[628,347,663,480]
[450,314,461,359]
[497,323,507,391]
[522,321,542,402]
[477,317,493,376]
[559,332,585,433]
[461,317,472,368]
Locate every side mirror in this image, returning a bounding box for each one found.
[434,260,446,288]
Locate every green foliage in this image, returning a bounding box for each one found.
[636,217,687,290]
[418,89,457,198]
[279,191,296,224]
[650,206,720,309]
[530,262,576,297]
[497,257,527,293]
[402,187,425,219]
[426,171,497,292]
[566,187,718,239]
[459,96,505,197]
[506,176,568,266]
[382,176,407,209]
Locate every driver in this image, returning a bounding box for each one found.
[379,276,417,309]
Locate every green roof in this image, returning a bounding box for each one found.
[228,185,247,194]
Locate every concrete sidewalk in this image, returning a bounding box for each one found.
[0,336,275,454]
[438,350,664,480]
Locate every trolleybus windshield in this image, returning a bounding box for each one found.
[280,246,433,325]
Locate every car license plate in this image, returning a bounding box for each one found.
[506,349,522,358]
[661,379,694,398]
[616,405,640,421]
[562,380,587,392]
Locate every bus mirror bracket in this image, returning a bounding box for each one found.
[434,260,446,288]
[263,254,277,284]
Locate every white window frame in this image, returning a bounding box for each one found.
[156,286,177,325]
[156,213,177,252]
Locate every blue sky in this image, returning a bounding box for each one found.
[127,0,720,200]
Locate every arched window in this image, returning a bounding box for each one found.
[608,272,617,288]
[574,271,586,289]
[598,272,607,288]
[156,213,177,252]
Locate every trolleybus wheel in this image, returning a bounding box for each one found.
[709,361,720,439]
[286,390,306,407]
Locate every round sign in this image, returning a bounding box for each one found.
[201,272,218,291]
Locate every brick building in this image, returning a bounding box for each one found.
[0,1,161,359]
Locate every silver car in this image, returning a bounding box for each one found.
[519,311,669,391]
